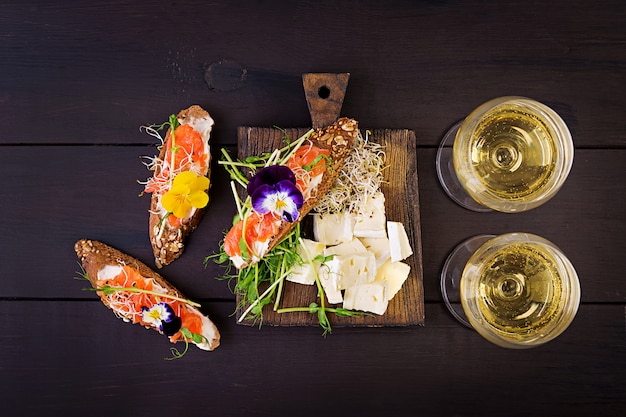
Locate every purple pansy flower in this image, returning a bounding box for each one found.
[247,165,296,195]
[248,165,303,222]
[142,302,182,337]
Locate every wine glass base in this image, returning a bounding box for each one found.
[440,234,495,328]
[436,122,492,212]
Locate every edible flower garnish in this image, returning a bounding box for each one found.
[248,165,303,222]
[142,302,182,336]
[161,171,210,219]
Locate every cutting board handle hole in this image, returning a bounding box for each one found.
[318,85,331,99]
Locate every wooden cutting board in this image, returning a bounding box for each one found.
[235,73,424,327]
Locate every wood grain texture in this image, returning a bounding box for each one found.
[419,148,626,304]
[1,1,625,147]
[302,73,350,128]
[1,1,625,414]
[235,126,424,326]
[1,147,624,302]
[0,145,237,300]
[0,300,623,417]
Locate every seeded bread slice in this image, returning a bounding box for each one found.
[75,239,220,351]
[266,117,358,252]
[148,105,214,268]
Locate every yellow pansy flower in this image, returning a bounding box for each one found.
[161,171,210,218]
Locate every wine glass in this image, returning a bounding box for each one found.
[436,97,574,212]
[441,233,580,348]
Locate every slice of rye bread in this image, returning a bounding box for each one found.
[75,239,220,351]
[149,105,213,268]
[265,117,358,253]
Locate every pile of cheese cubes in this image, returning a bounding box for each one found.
[286,191,413,315]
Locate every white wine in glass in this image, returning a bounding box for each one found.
[441,233,580,349]
[436,97,574,212]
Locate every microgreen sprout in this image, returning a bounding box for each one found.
[167,114,181,185]
[85,285,201,308]
[277,303,368,336]
[166,328,209,360]
[314,130,387,215]
[75,266,201,308]
[233,222,302,324]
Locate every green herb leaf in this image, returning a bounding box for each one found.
[168,113,180,131]
[302,154,331,171]
[167,346,186,360]
[82,282,201,308]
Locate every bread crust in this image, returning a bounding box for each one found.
[75,239,220,351]
[148,105,213,268]
[75,239,181,298]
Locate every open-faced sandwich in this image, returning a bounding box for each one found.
[211,118,414,333]
[75,239,220,356]
[222,117,358,269]
[141,105,213,268]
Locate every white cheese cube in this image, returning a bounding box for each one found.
[343,282,389,315]
[375,259,410,300]
[286,239,325,285]
[335,252,377,290]
[359,236,392,268]
[323,239,376,289]
[387,221,413,262]
[318,258,343,304]
[353,192,387,238]
[324,238,368,257]
[313,213,354,245]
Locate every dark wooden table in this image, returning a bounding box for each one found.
[2,1,624,416]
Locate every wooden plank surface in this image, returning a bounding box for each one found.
[0,144,237,300]
[1,1,625,148]
[1,146,624,303]
[234,127,424,326]
[1,1,625,416]
[0,300,623,417]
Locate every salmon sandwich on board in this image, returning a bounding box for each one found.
[210,73,424,333]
